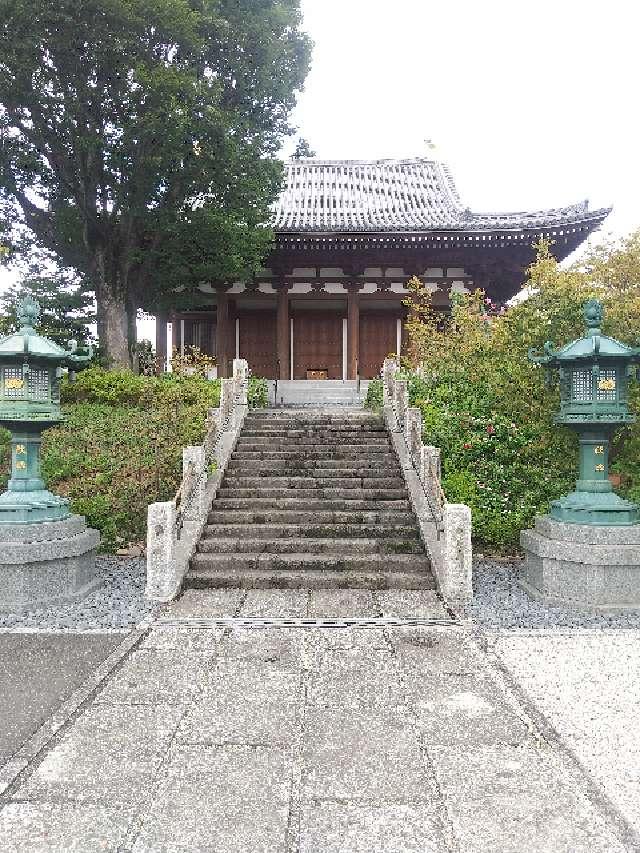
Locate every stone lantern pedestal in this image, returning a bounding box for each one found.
[0,517,101,610]
[0,297,100,611]
[521,300,640,608]
[521,516,640,608]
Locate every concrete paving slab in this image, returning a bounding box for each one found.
[302,706,426,801]
[391,626,486,675]
[130,745,291,852]
[0,633,121,764]
[0,802,133,853]
[239,589,309,617]
[140,627,225,651]
[219,627,303,668]
[299,802,444,853]
[306,647,403,709]
[306,626,390,650]
[404,671,531,748]
[492,630,640,837]
[94,648,213,706]
[377,589,447,618]
[161,588,244,618]
[177,660,302,746]
[19,703,183,805]
[429,742,628,853]
[308,589,378,617]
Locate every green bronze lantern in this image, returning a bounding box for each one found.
[0,296,92,523]
[529,298,640,525]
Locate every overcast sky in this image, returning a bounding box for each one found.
[2,0,638,308]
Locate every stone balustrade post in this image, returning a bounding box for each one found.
[183,445,206,518]
[146,501,178,601]
[442,503,473,602]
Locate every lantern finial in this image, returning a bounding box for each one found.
[584,298,603,334]
[16,295,41,330]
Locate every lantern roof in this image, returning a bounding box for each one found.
[0,296,92,365]
[529,300,640,365]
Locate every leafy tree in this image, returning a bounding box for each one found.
[0,269,95,346]
[0,0,311,367]
[292,137,316,158]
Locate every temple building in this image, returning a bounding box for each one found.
[157,156,610,379]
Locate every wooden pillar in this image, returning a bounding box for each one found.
[155,310,167,374]
[347,286,360,380]
[276,285,290,380]
[215,287,229,378]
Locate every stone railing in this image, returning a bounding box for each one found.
[382,357,472,603]
[145,359,249,602]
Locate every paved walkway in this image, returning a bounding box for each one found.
[0,589,635,852]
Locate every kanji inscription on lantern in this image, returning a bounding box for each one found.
[595,464,605,472]
[15,461,27,471]
[594,445,605,454]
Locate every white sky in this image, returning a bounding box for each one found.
[3,0,639,341]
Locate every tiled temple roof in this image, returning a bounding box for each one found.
[273,157,610,234]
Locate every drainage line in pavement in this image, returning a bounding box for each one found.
[155,616,458,629]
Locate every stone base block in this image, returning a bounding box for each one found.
[520,515,640,609]
[0,516,101,610]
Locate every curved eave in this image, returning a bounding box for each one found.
[273,208,611,255]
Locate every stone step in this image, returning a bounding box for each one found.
[196,538,424,555]
[216,488,408,501]
[225,461,400,473]
[236,436,389,446]
[230,450,396,461]
[184,567,435,590]
[212,497,411,511]
[242,421,386,438]
[222,477,407,489]
[190,552,431,574]
[207,510,416,525]
[202,523,421,539]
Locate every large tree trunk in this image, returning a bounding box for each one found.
[91,248,132,369]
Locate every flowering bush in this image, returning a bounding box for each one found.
[404,232,640,552]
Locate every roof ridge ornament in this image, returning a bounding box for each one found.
[16,295,40,330]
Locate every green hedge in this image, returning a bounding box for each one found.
[0,369,267,552]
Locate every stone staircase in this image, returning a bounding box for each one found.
[184,409,435,590]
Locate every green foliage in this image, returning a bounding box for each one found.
[0,368,268,551]
[364,379,383,411]
[0,0,312,365]
[247,377,269,409]
[404,232,640,552]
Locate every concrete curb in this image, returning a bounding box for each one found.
[0,624,149,800]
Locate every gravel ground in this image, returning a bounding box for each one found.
[0,557,157,631]
[470,557,640,629]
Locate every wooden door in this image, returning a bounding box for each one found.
[359,313,397,379]
[238,312,277,378]
[293,312,343,379]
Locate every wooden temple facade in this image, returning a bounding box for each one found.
[157,157,610,378]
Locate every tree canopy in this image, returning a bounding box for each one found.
[0,268,95,346]
[0,0,311,366]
